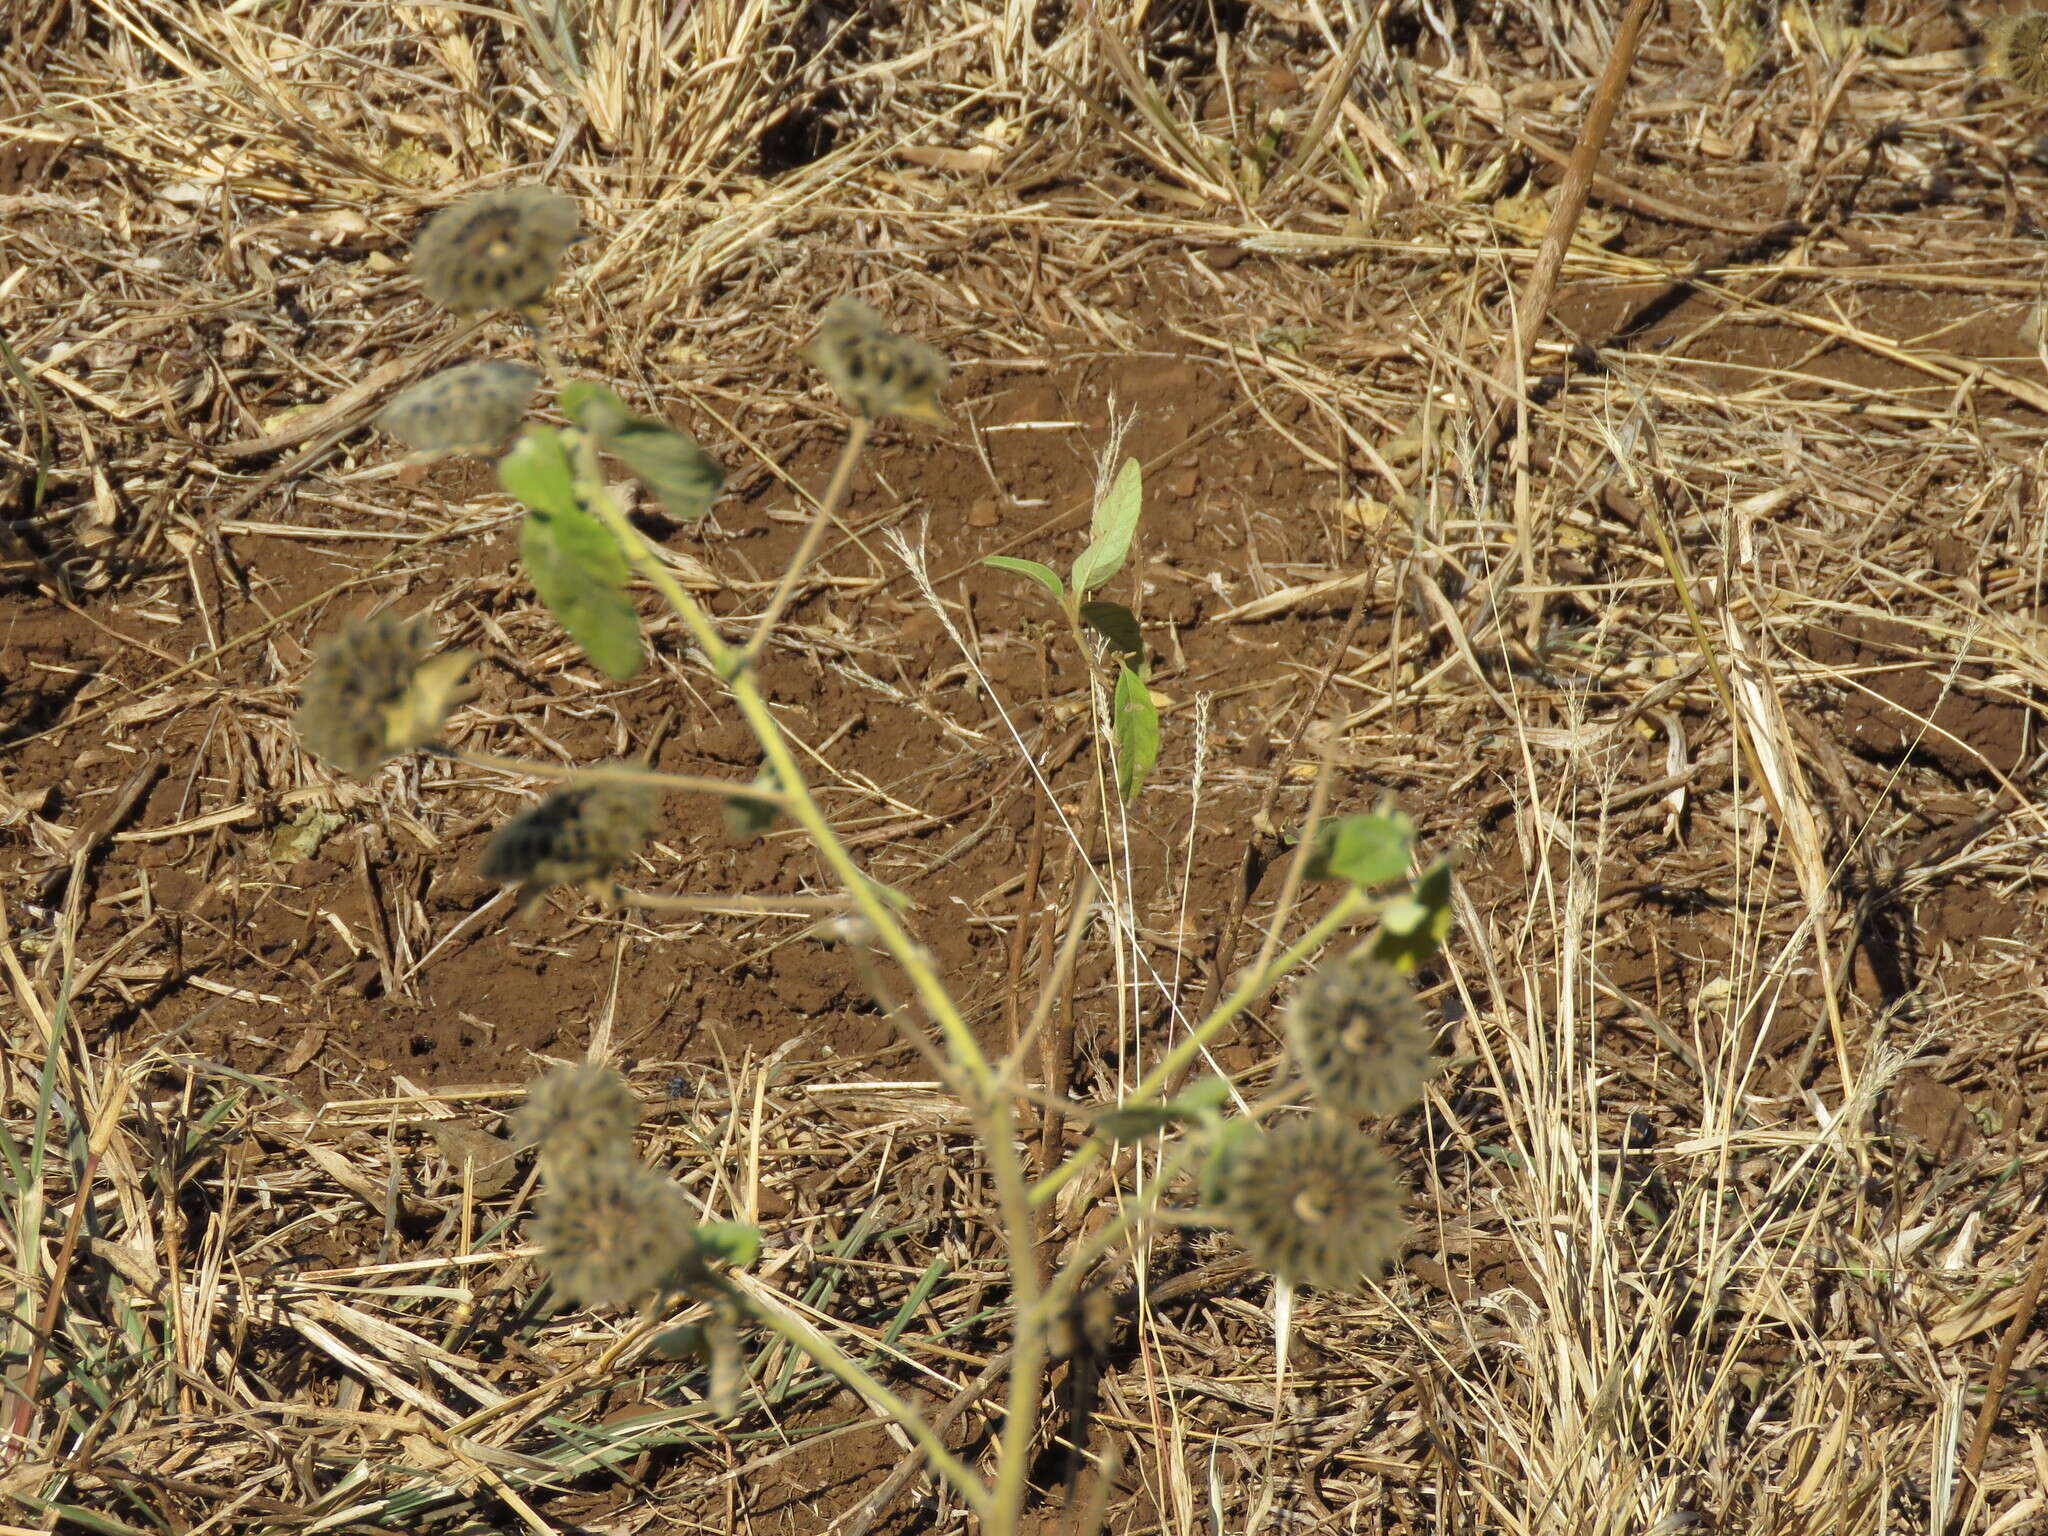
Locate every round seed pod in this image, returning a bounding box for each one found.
[1213,1115,1409,1291]
[803,297,949,423]
[531,1154,700,1309]
[292,611,476,776]
[410,184,580,313]
[1284,949,1435,1118]
[377,360,538,456]
[480,776,660,905]
[1986,11,2048,92]
[512,1062,641,1170]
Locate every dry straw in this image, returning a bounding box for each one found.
[1215,1115,1409,1291]
[480,776,661,908]
[376,360,540,456]
[411,184,581,312]
[512,1062,642,1170]
[292,612,477,776]
[531,1153,700,1309]
[1284,949,1435,1117]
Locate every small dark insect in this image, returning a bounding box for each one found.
[410,184,580,313]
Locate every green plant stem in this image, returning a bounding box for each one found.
[1028,886,1371,1210]
[731,1282,993,1524]
[985,1098,1045,1536]
[439,747,782,803]
[742,416,872,666]
[581,444,993,1098]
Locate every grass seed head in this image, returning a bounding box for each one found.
[512,1062,642,1169]
[1985,11,2048,91]
[480,776,660,910]
[377,360,539,457]
[292,612,477,776]
[410,184,580,312]
[1213,1115,1409,1291]
[804,297,949,424]
[531,1154,699,1309]
[1285,949,1435,1117]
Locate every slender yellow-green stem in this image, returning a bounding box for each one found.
[742,416,872,665]
[1028,886,1371,1210]
[985,1097,1046,1536]
[732,1284,994,1524]
[436,746,782,804]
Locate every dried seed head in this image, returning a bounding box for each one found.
[803,297,949,424]
[1986,11,2048,91]
[1285,950,1435,1117]
[410,184,580,313]
[377,360,539,457]
[531,1154,700,1309]
[292,612,477,776]
[512,1062,641,1170]
[480,775,659,909]
[1213,1116,1409,1291]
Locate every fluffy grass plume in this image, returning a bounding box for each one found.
[480,776,660,910]
[531,1154,699,1309]
[1284,949,1435,1117]
[377,360,539,456]
[411,184,580,312]
[1213,1115,1409,1291]
[803,297,949,423]
[512,1062,642,1170]
[292,612,477,776]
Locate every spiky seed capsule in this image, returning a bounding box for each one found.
[512,1062,641,1170]
[1285,950,1435,1118]
[292,612,478,776]
[377,360,539,457]
[480,776,660,910]
[410,184,580,313]
[1213,1116,1409,1291]
[531,1154,700,1309]
[803,297,949,424]
[1986,11,2048,92]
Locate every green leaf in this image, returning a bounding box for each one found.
[497,425,582,518]
[653,1322,709,1361]
[696,1221,763,1267]
[1199,1118,1262,1206]
[1071,457,1142,596]
[1096,1103,1180,1141]
[723,766,781,841]
[1170,1075,1233,1116]
[1367,857,1455,973]
[984,555,1064,603]
[558,379,634,437]
[519,504,643,681]
[1112,664,1159,804]
[1080,600,1144,669]
[609,421,725,522]
[1302,809,1416,888]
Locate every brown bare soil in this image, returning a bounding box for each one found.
[8,1,2048,1533]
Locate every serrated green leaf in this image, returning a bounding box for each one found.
[1071,457,1142,596]
[520,505,642,680]
[696,1222,762,1267]
[610,421,725,522]
[1080,600,1144,669]
[1112,663,1159,804]
[984,555,1065,603]
[1302,809,1416,888]
[1367,857,1455,972]
[496,425,582,518]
